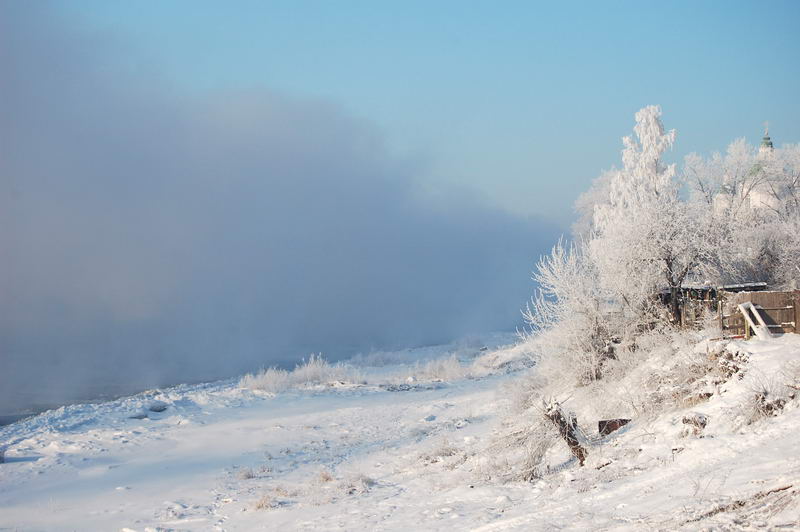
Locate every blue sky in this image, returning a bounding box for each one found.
[55,0,800,225]
[2,1,799,406]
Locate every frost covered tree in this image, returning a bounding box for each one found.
[523,239,613,382]
[526,106,703,383]
[572,169,613,240]
[524,106,799,388]
[590,105,709,324]
[683,136,800,288]
[684,138,763,218]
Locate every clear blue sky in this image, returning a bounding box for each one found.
[55,0,800,226]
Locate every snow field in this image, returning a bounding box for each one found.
[0,336,532,530]
[2,334,800,530]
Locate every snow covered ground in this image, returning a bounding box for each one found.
[2,334,800,531]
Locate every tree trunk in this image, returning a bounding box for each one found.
[670,285,681,326]
[544,402,587,466]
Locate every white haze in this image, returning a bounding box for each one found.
[0,5,558,412]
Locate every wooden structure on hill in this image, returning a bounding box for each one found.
[661,282,799,338]
[721,290,800,338]
[660,282,767,328]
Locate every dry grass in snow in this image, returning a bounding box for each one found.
[239,354,365,393]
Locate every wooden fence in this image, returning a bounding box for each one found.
[720,290,799,337]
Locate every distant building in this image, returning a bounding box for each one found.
[758,125,775,158]
[713,125,780,215]
[749,125,779,211]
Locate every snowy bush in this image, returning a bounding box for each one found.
[240,367,291,394]
[744,376,793,425]
[407,354,468,382]
[339,473,375,496]
[238,467,256,480]
[419,438,461,466]
[240,354,364,393]
[254,494,280,510]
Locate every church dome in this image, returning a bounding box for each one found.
[759,123,774,158]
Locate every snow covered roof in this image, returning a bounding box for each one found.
[659,281,768,295]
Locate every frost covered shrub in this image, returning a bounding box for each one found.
[743,375,794,425]
[408,354,468,382]
[339,473,375,495]
[240,354,364,393]
[419,438,460,465]
[303,471,376,506]
[290,354,350,385]
[317,468,334,483]
[519,428,556,481]
[240,367,291,394]
[254,495,280,510]
[469,342,537,376]
[481,411,565,483]
[521,240,621,387]
[238,467,256,480]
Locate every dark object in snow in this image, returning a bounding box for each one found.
[754,392,787,417]
[148,401,168,413]
[384,383,413,392]
[129,412,148,420]
[681,413,708,437]
[0,448,4,464]
[479,346,489,351]
[682,413,708,428]
[598,418,631,437]
[379,382,445,392]
[544,402,587,466]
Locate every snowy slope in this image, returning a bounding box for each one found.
[2,335,800,531]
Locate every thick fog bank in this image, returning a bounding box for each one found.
[0,5,558,412]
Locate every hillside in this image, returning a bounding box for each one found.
[2,334,799,530]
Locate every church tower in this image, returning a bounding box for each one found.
[759,122,774,159]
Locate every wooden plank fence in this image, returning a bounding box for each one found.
[720,290,799,337]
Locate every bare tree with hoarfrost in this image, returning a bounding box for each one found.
[759,142,800,225]
[683,139,761,284]
[684,138,764,217]
[762,144,800,287]
[572,169,614,240]
[523,239,612,382]
[683,135,800,288]
[590,105,710,324]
